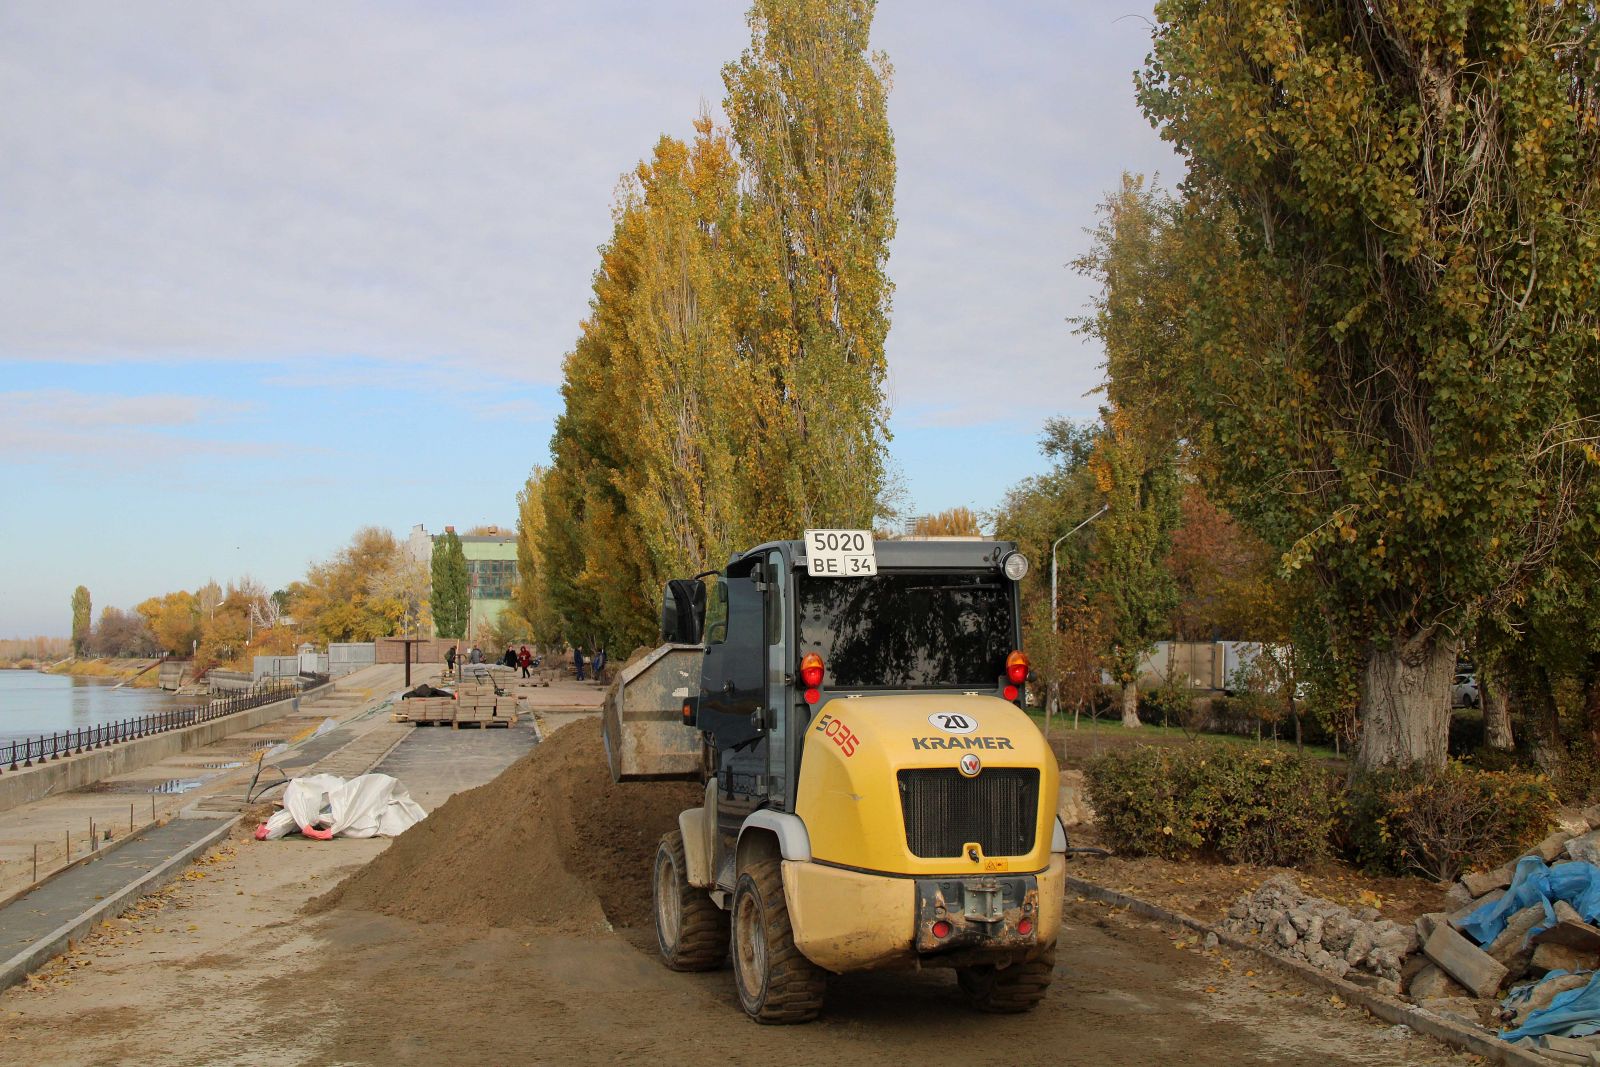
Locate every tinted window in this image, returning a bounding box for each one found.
[797,572,1013,688]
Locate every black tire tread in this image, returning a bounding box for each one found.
[655,830,729,972]
[736,859,826,1024]
[957,945,1057,1013]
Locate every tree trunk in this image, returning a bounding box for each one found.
[1120,680,1141,728]
[1354,636,1459,772]
[1583,653,1600,759]
[1482,675,1514,752]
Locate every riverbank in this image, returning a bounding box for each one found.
[42,658,163,688]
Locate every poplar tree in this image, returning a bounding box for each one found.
[1088,413,1180,728]
[1135,1,1600,770]
[723,0,896,535]
[539,0,899,648]
[430,529,469,640]
[70,585,91,657]
[512,467,563,648]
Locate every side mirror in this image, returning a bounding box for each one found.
[660,579,707,644]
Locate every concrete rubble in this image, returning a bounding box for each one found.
[1221,814,1600,1052]
[1221,874,1415,989]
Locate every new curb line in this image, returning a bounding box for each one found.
[0,815,240,993]
[1065,876,1549,1067]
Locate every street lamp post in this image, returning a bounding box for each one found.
[1047,504,1109,732]
[1051,505,1109,633]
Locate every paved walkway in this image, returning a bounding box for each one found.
[0,671,601,991]
[0,814,235,983]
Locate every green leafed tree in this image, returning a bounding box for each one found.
[1127,2,1600,770]
[70,585,91,657]
[1088,412,1180,728]
[430,529,469,640]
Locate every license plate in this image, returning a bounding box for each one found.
[804,529,877,577]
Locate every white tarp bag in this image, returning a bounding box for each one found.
[255,773,426,841]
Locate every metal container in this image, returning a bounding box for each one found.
[601,643,705,782]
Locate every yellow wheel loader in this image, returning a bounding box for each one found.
[601,532,1065,1023]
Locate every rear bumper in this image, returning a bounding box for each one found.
[781,854,1065,974]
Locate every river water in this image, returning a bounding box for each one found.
[0,670,188,746]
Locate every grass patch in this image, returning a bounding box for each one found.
[1022,709,1343,762]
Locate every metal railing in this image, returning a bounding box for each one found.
[1,676,326,774]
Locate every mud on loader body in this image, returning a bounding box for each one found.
[602,533,1066,1023]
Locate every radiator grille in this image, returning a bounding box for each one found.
[897,768,1039,859]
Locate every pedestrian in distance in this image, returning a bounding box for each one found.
[518,645,532,678]
[573,645,586,682]
[469,645,483,665]
[445,644,456,676]
[592,647,607,684]
[502,646,517,670]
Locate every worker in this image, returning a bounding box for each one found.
[592,647,607,684]
[518,645,533,678]
[573,645,586,682]
[445,645,456,675]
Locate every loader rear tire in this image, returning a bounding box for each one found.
[730,859,825,1023]
[653,830,728,972]
[956,946,1057,1013]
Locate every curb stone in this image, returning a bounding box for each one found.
[0,815,240,993]
[1065,875,1550,1067]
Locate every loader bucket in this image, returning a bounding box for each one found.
[600,643,705,783]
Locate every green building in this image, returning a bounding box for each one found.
[459,531,517,639]
[414,524,518,640]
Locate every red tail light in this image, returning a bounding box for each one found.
[800,653,825,688]
[1006,650,1029,685]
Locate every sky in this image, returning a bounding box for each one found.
[0,2,1179,637]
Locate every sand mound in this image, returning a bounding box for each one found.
[311,717,700,933]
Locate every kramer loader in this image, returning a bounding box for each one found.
[601,531,1066,1023]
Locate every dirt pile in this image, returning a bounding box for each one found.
[311,717,700,933]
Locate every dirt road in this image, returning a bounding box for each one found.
[0,719,1476,1066]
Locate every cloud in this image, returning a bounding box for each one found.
[0,1,1175,426]
[0,2,752,382]
[0,389,272,470]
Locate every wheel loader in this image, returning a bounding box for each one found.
[601,531,1066,1023]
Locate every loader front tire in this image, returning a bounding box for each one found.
[956,946,1057,1013]
[653,830,728,971]
[730,859,825,1023]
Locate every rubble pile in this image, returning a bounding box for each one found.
[1221,874,1415,987]
[1223,806,1600,1048]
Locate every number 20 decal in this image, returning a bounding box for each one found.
[927,712,978,735]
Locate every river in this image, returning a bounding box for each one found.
[0,670,189,746]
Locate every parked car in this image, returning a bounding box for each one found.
[1452,672,1479,708]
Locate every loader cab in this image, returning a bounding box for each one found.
[676,535,1029,818]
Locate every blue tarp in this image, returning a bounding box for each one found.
[1457,857,1600,947]
[1502,970,1600,1042]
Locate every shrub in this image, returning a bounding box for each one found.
[1084,744,1336,866]
[1341,763,1557,882]
[1139,682,1198,728]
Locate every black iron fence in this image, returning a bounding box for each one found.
[1,676,327,774]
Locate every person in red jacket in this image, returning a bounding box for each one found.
[518,645,532,678]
